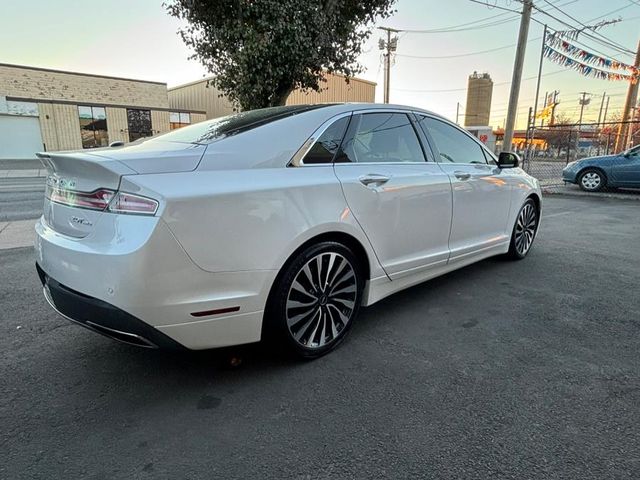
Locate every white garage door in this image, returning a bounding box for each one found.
[0,115,44,159]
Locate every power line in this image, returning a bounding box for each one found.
[530,1,635,57]
[395,40,530,59]
[393,69,568,93]
[541,0,634,54]
[385,0,577,34]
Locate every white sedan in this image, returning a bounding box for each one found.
[36,103,541,358]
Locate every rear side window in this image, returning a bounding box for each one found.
[338,113,425,163]
[302,117,350,164]
[417,116,487,164]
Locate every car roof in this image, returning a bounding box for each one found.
[308,102,449,124]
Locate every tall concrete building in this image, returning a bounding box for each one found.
[464,72,493,127]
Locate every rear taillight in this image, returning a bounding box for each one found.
[46,185,115,210]
[107,192,158,215]
[46,185,158,216]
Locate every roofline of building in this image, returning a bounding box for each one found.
[0,63,167,86]
[168,71,377,91]
[6,96,206,115]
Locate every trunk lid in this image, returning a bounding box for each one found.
[37,140,206,238]
[84,139,207,174]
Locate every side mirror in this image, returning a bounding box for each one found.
[109,141,125,148]
[498,151,520,168]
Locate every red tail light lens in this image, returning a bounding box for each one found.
[107,192,158,215]
[46,185,115,211]
[46,185,158,216]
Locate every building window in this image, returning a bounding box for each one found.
[170,112,191,130]
[127,109,152,142]
[78,106,108,148]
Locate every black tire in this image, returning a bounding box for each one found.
[265,241,364,359]
[506,198,539,260]
[578,168,606,192]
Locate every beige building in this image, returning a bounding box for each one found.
[0,63,205,159]
[168,72,377,120]
[0,64,375,160]
[464,72,493,127]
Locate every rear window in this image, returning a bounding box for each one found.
[153,105,333,144]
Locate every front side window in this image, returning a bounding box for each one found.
[338,113,425,163]
[170,112,191,130]
[302,117,350,164]
[417,116,488,164]
[78,106,108,148]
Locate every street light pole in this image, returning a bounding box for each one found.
[503,0,533,153]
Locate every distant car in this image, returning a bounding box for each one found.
[562,145,640,191]
[36,103,542,359]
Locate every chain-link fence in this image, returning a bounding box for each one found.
[514,120,640,188]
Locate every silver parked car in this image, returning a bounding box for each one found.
[36,103,542,358]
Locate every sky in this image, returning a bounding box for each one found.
[1,0,638,129]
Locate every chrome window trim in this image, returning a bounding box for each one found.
[334,109,429,166]
[413,112,498,167]
[289,112,353,167]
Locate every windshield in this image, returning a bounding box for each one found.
[625,144,640,156]
[153,105,333,144]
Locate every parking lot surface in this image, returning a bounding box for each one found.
[1,196,639,479]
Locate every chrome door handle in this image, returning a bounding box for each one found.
[359,174,390,187]
[454,171,471,181]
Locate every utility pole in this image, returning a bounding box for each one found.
[378,27,399,104]
[578,92,590,126]
[596,92,606,155]
[503,0,533,153]
[541,91,549,129]
[529,23,548,159]
[550,90,560,126]
[456,102,461,124]
[577,92,591,157]
[615,39,640,152]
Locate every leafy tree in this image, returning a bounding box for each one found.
[166,0,396,110]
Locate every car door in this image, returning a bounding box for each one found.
[611,146,640,186]
[333,111,453,279]
[416,115,513,262]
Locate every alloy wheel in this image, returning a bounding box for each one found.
[581,171,601,190]
[514,203,537,256]
[285,252,357,349]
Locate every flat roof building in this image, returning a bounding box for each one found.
[1,64,376,160]
[0,63,205,159]
[168,72,377,120]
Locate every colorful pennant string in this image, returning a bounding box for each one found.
[543,32,638,84]
[545,33,639,77]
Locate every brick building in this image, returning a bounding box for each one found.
[0,63,205,159]
[1,63,376,160]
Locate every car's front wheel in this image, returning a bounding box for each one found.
[266,241,364,359]
[578,168,606,192]
[506,198,539,260]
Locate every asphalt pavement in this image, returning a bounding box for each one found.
[1,196,639,479]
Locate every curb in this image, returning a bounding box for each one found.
[542,187,640,201]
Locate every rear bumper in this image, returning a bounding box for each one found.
[35,215,274,350]
[37,263,185,350]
